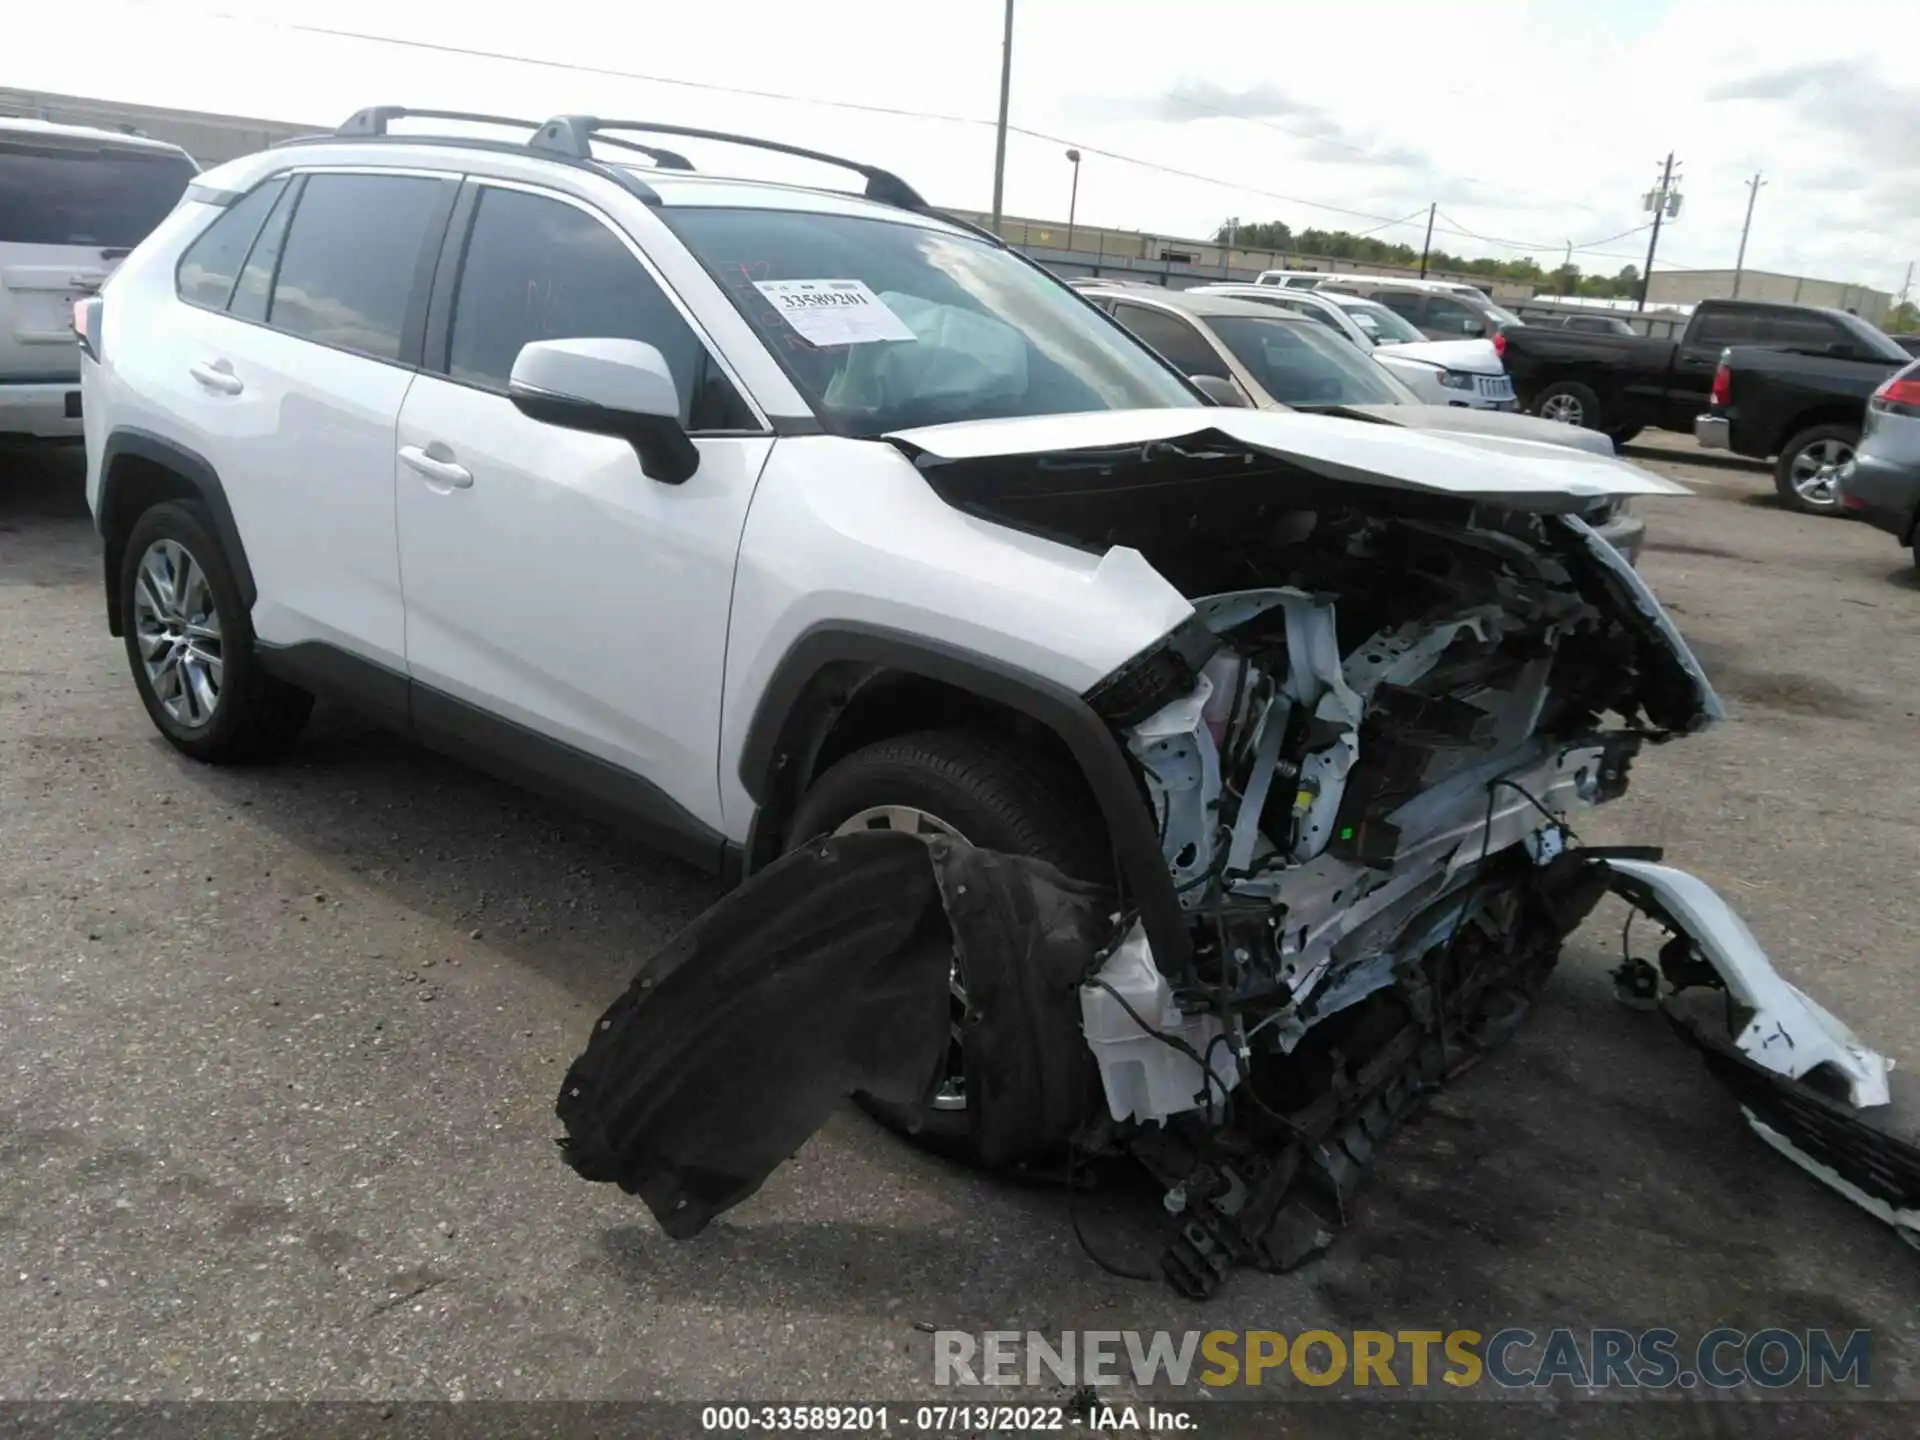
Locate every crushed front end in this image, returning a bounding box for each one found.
[558,416,1905,1294]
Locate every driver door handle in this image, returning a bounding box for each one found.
[399,444,473,490]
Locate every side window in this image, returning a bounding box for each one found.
[1750,310,1846,350]
[1422,296,1480,333]
[447,186,754,431]
[1374,291,1424,323]
[228,180,302,323]
[266,173,448,362]
[175,178,287,310]
[1692,309,1761,347]
[1111,303,1227,378]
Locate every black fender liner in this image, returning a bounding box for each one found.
[96,428,256,635]
[736,622,1191,969]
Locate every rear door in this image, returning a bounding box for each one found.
[165,167,457,672]
[0,133,196,383]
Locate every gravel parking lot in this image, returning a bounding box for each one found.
[3,433,1918,1418]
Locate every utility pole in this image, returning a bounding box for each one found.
[1417,202,1436,278]
[1064,148,1081,250]
[1732,172,1765,298]
[1901,261,1914,306]
[1637,152,1681,312]
[989,0,1014,230]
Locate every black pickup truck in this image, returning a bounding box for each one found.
[1694,330,1909,513]
[1497,298,1908,454]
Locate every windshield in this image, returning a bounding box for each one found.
[1331,297,1425,345]
[1207,315,1413,407]
[0,141,196,247]
[668,207,1201,435]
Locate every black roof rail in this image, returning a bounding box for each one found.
[530,116,927,210]
[337,106,543,137]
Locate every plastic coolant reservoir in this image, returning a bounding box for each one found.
[1079,922,1240,1124]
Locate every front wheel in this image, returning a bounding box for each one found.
[1774,424,1857,515]
[785,728,1108,1160]
[120,501,313,762]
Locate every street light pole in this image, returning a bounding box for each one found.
[1065,148,1081,250]
[989,0,1014,230]
[1732,172,1765,298]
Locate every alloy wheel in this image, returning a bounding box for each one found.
[1539,393,1584,426]
[832,804,972,1112]
[133,539,223,729]
[1789,438,1853,508]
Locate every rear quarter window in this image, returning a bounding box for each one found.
[0,140,197,248]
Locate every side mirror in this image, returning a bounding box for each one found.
[509,338,699,484]
[1190,373,1252,407]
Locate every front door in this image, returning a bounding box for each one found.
[393,181,771,846]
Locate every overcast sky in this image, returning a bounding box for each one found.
[13,0,1918,294]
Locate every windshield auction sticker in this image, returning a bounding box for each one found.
[752,279,917,346]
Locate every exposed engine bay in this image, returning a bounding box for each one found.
[556,431,1909,1295]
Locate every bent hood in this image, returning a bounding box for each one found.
[1339,402,1619,458]
[886,408,1688,511]
[1379,338,1504,373]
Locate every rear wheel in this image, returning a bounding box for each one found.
[1533,380,1604,431]
[785,728,1108,1159]
[120,501,313,762]
[1609,425,1643,446]
[1773,423,1857,515]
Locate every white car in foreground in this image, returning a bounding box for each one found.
[79,106,1904,1295]
[1197,282,1517,410]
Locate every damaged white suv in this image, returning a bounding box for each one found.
[84,111,1905,1292]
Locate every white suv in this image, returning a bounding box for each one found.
[2,116,197,438]
[82,111,1886,1221]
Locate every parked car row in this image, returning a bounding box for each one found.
[1,116,198,439]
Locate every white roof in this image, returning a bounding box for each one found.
[0,114,192,158]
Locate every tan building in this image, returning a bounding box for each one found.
[1646,268,1892,325]
[0,87,316,166]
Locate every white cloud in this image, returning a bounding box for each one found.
[9,0,1918,293]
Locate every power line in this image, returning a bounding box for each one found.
[109,2,1711,271]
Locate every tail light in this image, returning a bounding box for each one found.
[1872,373,1920,417]
[72,296,103,362]
[1492,330,1506,360]
[1709,360,1730,408]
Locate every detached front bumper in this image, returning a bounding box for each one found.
[1694,412,1731,451]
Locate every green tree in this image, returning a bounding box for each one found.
[1886,300,1920,331]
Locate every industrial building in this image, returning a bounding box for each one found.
[1645,268,1892,325]
[4,87,1894,327]
[0,87,316,165]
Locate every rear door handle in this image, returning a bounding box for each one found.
[399,444,473,490]
[188,360,243,396]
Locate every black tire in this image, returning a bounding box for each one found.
[120,500,313,763]
[786,728,1109,1159]
[1532,380,1605,432]
[1608,425,1643,446]
[1773,423,1857,516]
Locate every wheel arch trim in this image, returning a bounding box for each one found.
[97,428,256,637]
[736,622,1191,967]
